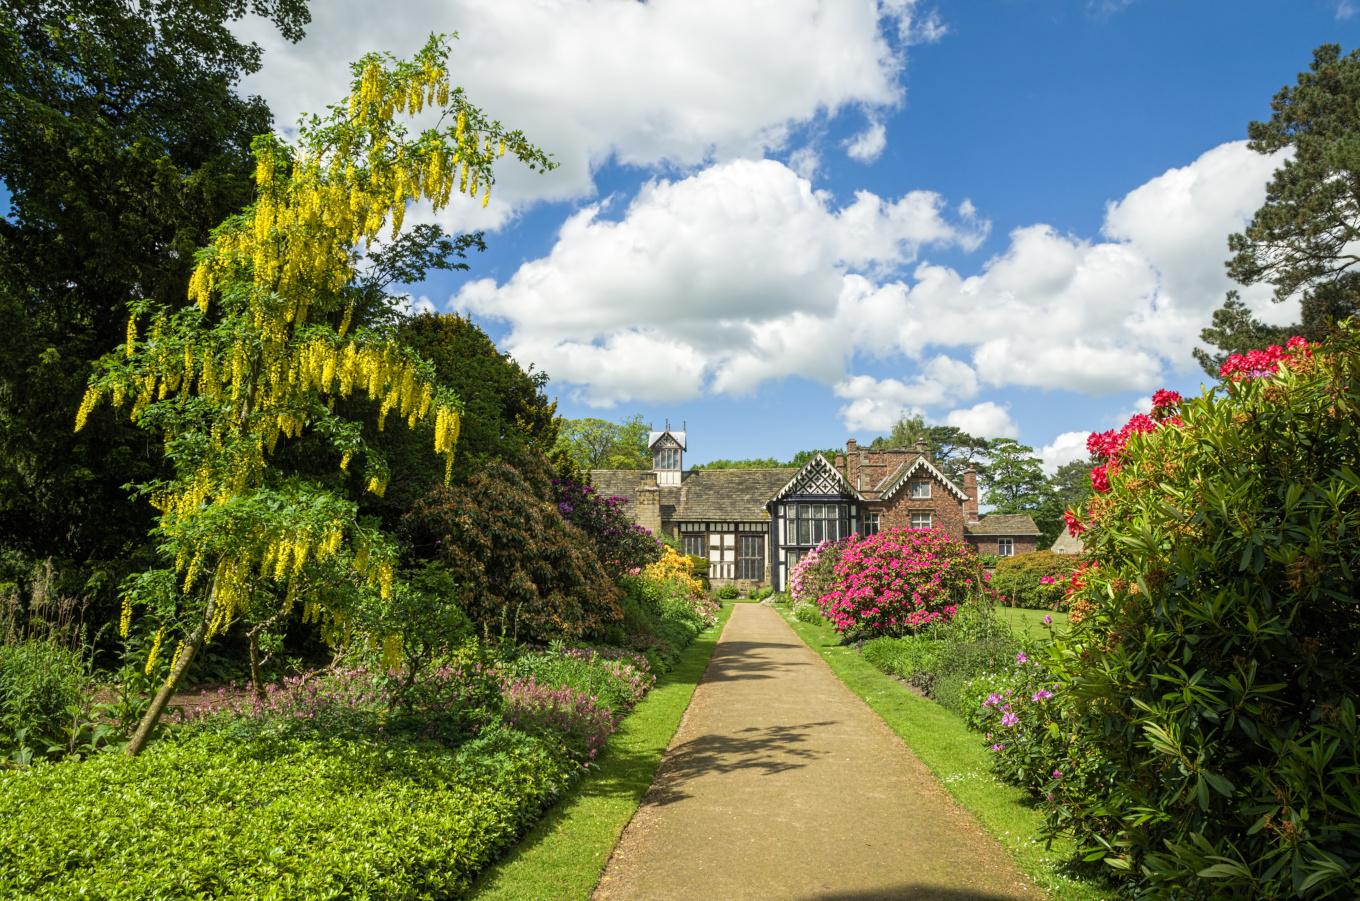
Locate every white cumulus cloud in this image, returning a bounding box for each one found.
[232,0,937,229]
[1039,431,1093,475]
[945,402,1018,439]
[455,158,985,405]
[452,140,1286,425]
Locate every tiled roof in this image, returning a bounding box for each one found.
[590,468,797,522]
[964,513,1040,536]
[876,455,969,502]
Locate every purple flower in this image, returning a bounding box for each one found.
[1052,769,1062,779]
[1001,712,1019,727]
[1043,614,1052,625]
[1015,652,1028,665]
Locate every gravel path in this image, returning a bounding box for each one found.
[592,603,1041,901]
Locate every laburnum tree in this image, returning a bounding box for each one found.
[76,36,552,755]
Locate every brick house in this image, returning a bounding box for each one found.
[591,427,1040,591]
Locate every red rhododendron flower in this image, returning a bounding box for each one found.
[1063,509,1085,536]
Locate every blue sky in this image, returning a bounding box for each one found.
[14,1,1354,469]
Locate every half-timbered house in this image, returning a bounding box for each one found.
[591,426,1041,591]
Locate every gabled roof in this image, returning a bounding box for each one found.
[591,468,795,522]
[770,453,864,503]
[877,455,970,502]
[1051,527,1086,554]
[647,428,686,451]
[965,513,1040,536]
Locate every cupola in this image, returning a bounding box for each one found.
[648,421,686,486]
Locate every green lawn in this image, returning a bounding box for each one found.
[782,610,1111,901]
[999,605,1069,635]
[467,604,733,901]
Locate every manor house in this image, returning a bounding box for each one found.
[591,426,1040,591]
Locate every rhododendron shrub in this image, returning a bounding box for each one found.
[553,478,663,578]
[1014,328,1360,900]
[789,537,851,606]
[817,528,986,638]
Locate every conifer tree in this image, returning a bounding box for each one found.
[75,35,552,755]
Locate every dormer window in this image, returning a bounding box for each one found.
[648,422,686,486]
[655,447,680,470]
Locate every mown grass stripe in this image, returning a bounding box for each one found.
[782,611,1112,901]
[467,603,734,901]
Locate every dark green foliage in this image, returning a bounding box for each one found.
[0,0,310,625]
[870,412,992,482]
[1044,329,1360,899]
[402,454,624,644]
[0,727,572,900]
[396,312,557,483]
[1193,292,1302,377]
[0,642,84,754]
[1201,45,1360,369]
[716,585,739,600]
[992,551,1084,611]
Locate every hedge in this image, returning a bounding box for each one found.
[0,728,573,900]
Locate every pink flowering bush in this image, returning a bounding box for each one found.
[1000,328,1360,898]
[176,656,503,746]
[499,675,615,763]
[501,645,654,716]
[817,528,989,638]
[789,537,850,606]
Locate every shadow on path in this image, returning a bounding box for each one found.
[700,639,810,682]
[645,722,834,806]
[796,887,1029,901]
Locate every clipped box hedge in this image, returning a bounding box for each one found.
[0,728,573,900]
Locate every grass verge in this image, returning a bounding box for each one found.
[1000,605,1069,636]
[781,611,1113,901]
[467,603,734,901]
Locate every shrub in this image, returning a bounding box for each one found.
[552,478,663,578]
[402,455,624,643]
[859,635,941,690]
[749,586,774,601]
[177,654,503,748]
[716,584,739,600]
[789,537,848,606]
[991,551,1086,611]
[792,602,823,625]
[0,728,572,900]
[0,568,90,757]
[1035,332,1360,899]
[499,676,615,764]
[818,528,989,639]
[501,646,653,717]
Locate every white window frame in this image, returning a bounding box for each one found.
[862,512,880,536]
[910,512,932,530]
[654,447,680,470]
[997,537,1014,556]
[909,480,931,499]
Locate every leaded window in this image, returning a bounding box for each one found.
[911,512,932,530]
[681,535,704,557]
[654,447,680,470]
[997,537,1014,557]
[737,535,764,580]
[790,503,849,545]
[863,512,880,536]
[909,480,931,499]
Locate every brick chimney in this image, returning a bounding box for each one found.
[963,467,980,523]
[845,440,860,490]
[635,471,663,536]
[911,440,930,460]
[834,452,845,472]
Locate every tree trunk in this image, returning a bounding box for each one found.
[124,580,219,757]
[247,629,267,702]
